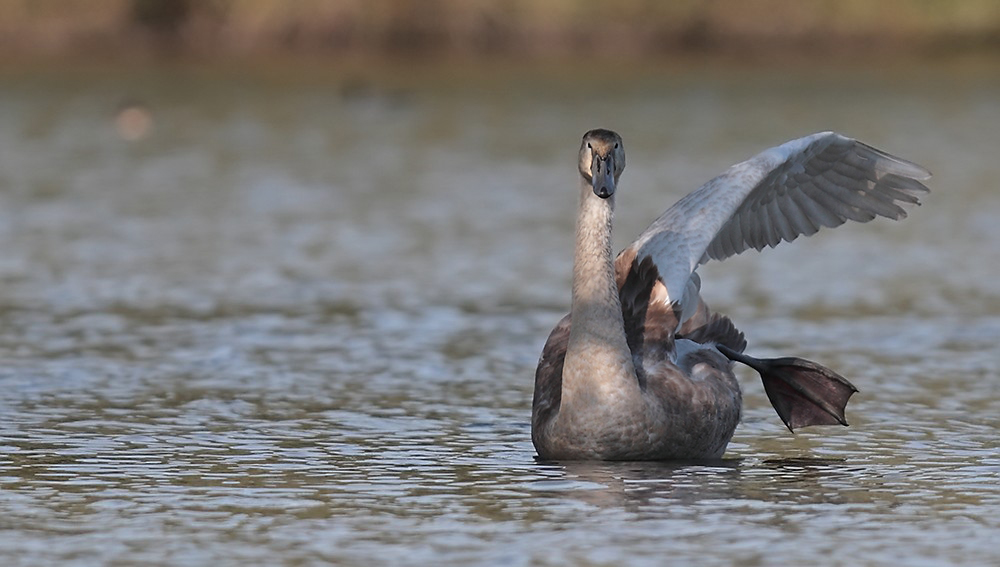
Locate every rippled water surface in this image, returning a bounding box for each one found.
[1,61,999,566]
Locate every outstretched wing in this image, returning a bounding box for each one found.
[624,131,931,320]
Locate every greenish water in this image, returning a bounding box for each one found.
[0,62,998,566]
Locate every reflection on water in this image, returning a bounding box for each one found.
[0,62,999,566]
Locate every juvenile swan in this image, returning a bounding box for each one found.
[532,130,930,460]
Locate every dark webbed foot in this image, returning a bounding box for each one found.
[717,345,858,432]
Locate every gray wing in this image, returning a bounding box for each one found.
[626,132,931,321]
[701,132,930,263]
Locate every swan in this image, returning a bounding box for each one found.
[532,130,930,461]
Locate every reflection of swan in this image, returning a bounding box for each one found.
[530,457,861,511]
[532,130,930,461]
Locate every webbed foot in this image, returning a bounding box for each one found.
[717,345,858,432]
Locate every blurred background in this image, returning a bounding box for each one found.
[2,0,999,57]
[1,1,999,566]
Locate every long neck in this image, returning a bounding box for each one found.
[563,177,636,392]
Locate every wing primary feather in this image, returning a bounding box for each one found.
[880,174,931,200]
[854,141,932,179]
[798,179,870,223]
[831,171,908,219]
[827,160,878,187]
[860,181,916,216]
[874,184,923,206]
[810,177,881,222]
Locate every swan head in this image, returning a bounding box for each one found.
[579,129,625,199]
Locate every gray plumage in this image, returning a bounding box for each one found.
[532,130,929,461]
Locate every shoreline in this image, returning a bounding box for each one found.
[0,0,998,63]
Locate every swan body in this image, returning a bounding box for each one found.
[531,130,930,461]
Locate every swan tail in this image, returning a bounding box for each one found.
[717,345,858,432]
[679,312,747,354]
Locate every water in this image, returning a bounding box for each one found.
[0,61,999,566]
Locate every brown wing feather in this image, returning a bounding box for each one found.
[615,250,678,385]
[615,248,746,365]
[531,314,570,437]
[680,312,747,354]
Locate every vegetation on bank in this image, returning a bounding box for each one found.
[1,0,998,58]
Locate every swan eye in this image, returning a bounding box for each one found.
[587,142,592,149]
[614,143,619,149]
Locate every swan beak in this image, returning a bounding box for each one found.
[591,157,616,199]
